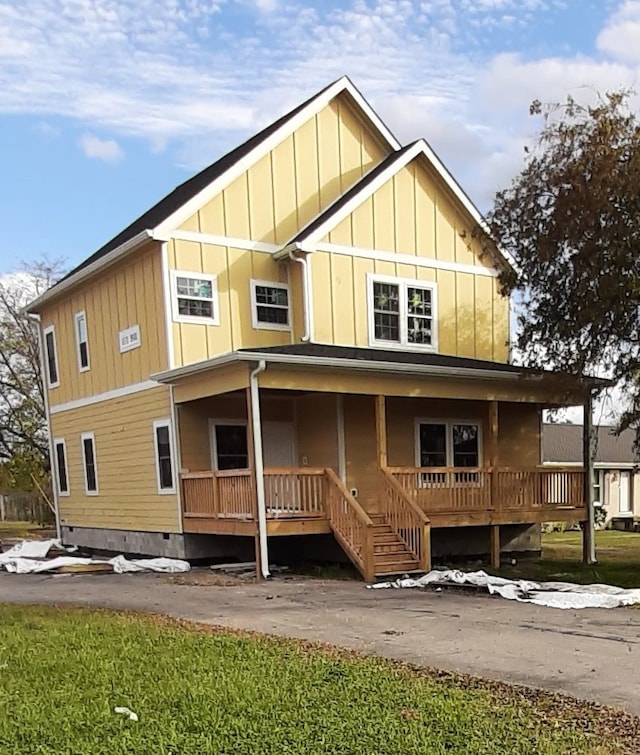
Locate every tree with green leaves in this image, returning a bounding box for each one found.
[0,259,63,492]
[485,90,640,431]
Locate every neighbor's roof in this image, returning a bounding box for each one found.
[542,423,640,464]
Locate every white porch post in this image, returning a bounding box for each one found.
[249,361,270,579]
[583,390,597,565]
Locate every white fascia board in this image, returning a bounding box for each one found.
[152,349,530,385]
[153,77,401,240]
[27,231,153,312]
[286,137,515,274]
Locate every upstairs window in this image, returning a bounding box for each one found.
[368,275,437,350]
[81,432,98,495]
[43,325,59,388]
[170,271,219,325]
[251,280,290,330]
[75,311,90,371]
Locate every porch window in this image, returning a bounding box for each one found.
[170,271,219,324]
[214,424,249,470]
[153,420,175,493]
[368,274,437,349]
[251,280,290,330]
[417,421,481,470]
[54,438,69,496]
[80,432,98,495]
[75,311,90,371]
[43,325,59,388]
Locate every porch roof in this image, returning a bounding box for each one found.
[153,342,605,390]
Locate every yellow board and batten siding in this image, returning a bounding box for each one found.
[312,156,509,362]
[168,96,391,367]
[51,386,180,533]
[41,243,167,406]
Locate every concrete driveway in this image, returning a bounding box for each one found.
[1,570,639,715]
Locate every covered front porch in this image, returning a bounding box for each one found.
[157,344,593,581]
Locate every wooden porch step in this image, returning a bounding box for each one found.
[374,542,409,555]
[374,560,421,576]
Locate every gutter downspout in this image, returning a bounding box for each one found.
[250,360,270,578]
[287,250,311,342]
[31,314,61,541]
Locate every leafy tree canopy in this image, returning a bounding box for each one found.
[485,90,640,430]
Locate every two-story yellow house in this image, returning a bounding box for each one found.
[28,77,592,580]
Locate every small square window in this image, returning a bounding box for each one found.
[171,271,219,324]
[119,324,141,353]
[251,280,290,330]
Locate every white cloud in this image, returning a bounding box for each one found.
[1,1,639,208]
[597,0,640,62]
[79,134,124,163]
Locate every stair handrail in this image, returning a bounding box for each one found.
[381,468,430,524]
[381,468,431,572]
[324,468,375,581]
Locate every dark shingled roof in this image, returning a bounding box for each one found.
[238,342,540,374]
[542,424,640,464]
[288,142,417,244]
[55,79,340,287]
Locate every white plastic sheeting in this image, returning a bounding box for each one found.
[0,539,190,574]
[369,569,640,609]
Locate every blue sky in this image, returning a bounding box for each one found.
[1,0,637,275]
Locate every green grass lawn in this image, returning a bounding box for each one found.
[497,530,640,588]
[0,606,633,754]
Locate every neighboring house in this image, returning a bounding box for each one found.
[543,423,640,528]
[28,76,595,581]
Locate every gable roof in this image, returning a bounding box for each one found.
[279,137,514,272]
[542,424,640,465]
[28,76,400,312]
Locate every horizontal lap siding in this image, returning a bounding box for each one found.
[51,387,179,532]
[42,242,167,406]
[317,157,509,362]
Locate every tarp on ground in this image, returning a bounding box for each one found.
[0,539,190,574]
[368,569,640,609]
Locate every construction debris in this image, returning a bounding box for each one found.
[0,539,190,575]
[368,569,640,609]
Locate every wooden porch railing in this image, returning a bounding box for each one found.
[388,466,585,513]
[263,468,326,517]
[324,468,375,582]
[181,470,256,520]
[380,470,431,571]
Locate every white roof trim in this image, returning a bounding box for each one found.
[152,349,529,385]
[27,230,154,312]
[153,76,401,238]
[284,138,515,272]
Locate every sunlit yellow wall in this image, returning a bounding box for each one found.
[312,156,509,361]
[178,96,390,244]
[41,242,167,406]
[51,386,180,532]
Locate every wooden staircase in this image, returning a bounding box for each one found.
[370,513,422,577]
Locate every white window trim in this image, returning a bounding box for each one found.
[43,325,60,389]
[80,431,99,496]
[119,324,141,353]
[170,270,220,326]
[74,311,90,373]
[414,419,483,468]
[153,419,176,495]
[53,437,69,497]
[250,279,291,331]
[366,273,438,353]
[209,419,249,471]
